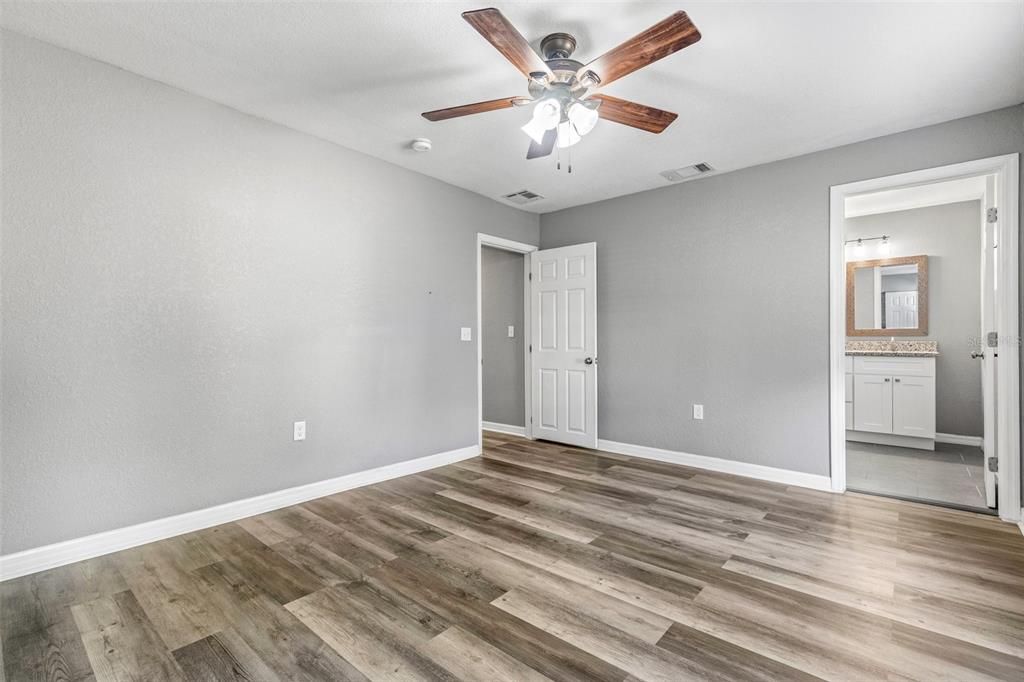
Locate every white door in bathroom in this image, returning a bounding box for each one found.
[979,176,998,508]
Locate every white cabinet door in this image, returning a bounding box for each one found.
[530,243,597,448]
[853,374,892,433]
[892,375,936,438]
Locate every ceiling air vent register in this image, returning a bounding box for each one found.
[502,189,544,205]
[660,163,715,183]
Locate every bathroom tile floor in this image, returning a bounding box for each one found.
[847,440,989,510]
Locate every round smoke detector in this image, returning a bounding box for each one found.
[410,138,432,152]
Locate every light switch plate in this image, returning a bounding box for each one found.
[461,327,472,341]
[692,404,704,420]
[508,325,515,338]
[293,421,306,441]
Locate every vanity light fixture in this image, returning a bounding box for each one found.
[845,234,890,255]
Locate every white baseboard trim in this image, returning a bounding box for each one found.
[481,421,526,437]
[0,444,479,582]
[935,432,984,448]
[597,439,833,492]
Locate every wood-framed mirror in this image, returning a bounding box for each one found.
[846,254,928,336]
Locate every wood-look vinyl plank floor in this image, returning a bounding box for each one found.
[4,431,1024,681]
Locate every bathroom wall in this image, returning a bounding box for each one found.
[846,200,983,436]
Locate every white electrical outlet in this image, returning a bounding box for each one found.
[460,327,472,341]
[508,325,515,338]
[693,404,704,420]
[293,421,306,441]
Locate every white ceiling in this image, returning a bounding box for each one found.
[3,1,1022,213]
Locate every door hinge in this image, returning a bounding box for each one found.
[987,207,998,223]
[529,344,532,353]
[988,456,998,473]
[528,272,532,281]
[530,416,533,424]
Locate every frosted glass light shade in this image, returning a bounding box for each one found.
[568,101,599,136]
[556,120,581,148]
[521,98,561,143]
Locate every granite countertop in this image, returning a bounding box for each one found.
[845,340,938,357]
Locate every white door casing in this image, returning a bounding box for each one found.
[530,243,598,448]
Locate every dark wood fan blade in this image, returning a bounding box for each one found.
[422,97,521,121]
[463,8,551,79]
[580,11,700,87]
[589,94,677,133]
[526,128,557,159]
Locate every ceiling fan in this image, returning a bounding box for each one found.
[422,8,701,165]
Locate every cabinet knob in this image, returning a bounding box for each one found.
[884,378,890,382]
[894,378,901,383]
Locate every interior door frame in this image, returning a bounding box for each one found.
[477,233,538,452]
[829,154,1020,523]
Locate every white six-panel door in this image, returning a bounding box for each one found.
[530,243,597,448]
[884,291,918,329]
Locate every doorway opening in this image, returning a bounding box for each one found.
[829,155,1020,522]
[480,243,529,438]
[476,235,600,452]
[476,234,536,452]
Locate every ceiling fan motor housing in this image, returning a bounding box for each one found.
[540,32,577,60]
[528,33,591,99]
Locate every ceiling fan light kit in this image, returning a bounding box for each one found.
[422,8,701,169]
[569,100,600,136]
[521,98,562,143]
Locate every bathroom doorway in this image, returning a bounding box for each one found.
[829,156,1020,521]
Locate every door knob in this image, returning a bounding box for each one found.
[971,351,984,359]
[584,357,596,365]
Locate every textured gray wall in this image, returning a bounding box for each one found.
[847,201,983,436]
[0,33,538,554]
[481,247,525,427]
[541,106,1023,478]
